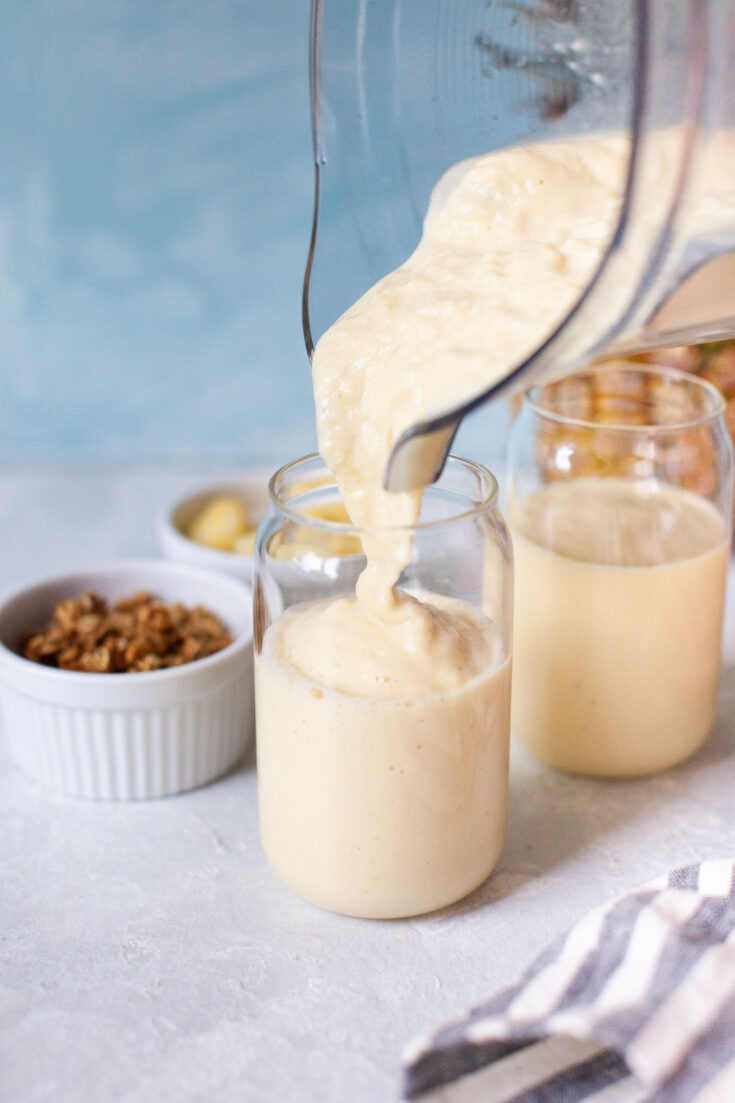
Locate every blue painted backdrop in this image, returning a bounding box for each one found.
[0,1,507,471]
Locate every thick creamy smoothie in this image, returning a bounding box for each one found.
[256,593,511,918]
[256,129,735,914]
[511,479,729,777]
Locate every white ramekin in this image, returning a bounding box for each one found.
[0,560,254,800]
[156,473,271,583]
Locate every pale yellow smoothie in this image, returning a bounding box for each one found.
[511,478,730,777]
[257,128,735,913]
[256,592,511,918]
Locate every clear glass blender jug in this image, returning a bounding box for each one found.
[303,0,735,490]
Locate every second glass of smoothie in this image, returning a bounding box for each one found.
[509,363,733,778]
[254,454,513,919]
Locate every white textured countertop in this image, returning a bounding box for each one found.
[2,469,734,1103]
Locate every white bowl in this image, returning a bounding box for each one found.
[157,473,271,583]
[0,560,254,800]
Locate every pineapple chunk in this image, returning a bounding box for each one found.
[187,496,250,551]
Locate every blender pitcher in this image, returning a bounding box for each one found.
[303,0,735,491]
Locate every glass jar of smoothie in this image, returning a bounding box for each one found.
[508,363,733,778]
[253,454,513,918]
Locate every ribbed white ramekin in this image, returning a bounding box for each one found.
[0,561,254,800]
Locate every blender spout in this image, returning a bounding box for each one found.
[383,418,461,494]
[382,360,526,493]
[384,416,459,496]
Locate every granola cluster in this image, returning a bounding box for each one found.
[22,590,233,673]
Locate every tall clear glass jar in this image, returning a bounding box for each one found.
[508,363,733,778]
[253,454,512,918]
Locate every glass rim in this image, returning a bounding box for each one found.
[524,363,726,433]
[267,453,499,534]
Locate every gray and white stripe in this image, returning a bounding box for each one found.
[403,860,735,1102]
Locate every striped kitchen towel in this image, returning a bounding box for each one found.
[403,859,735,1102]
